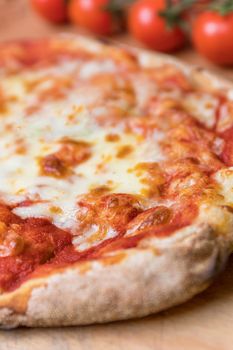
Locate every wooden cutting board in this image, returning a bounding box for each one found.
[0,2,233,349]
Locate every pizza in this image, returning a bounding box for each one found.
[0,35,233,328]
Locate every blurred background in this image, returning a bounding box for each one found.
[0,0,232,80]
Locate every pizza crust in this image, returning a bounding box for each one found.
[63,33,233,93]
[0,221,231,328]
[0,35,233,327]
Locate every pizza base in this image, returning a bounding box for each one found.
[0,222,231,328]
[0,34,233,328]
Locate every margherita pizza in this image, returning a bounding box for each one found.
[0,35,233,327]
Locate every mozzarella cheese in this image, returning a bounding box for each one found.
[183,92,218,128]
[0,59,164,247]
[0,46,231,252]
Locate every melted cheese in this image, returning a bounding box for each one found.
[0,61,163,242]
[214,168,233,204]
[183,92,218,128]
[0,46,232,253]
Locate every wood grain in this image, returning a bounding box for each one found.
[0,1,233,349]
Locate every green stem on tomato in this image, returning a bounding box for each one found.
[211,0,233,15]
[160,0,196,29]
[104,0,135,14]
[166,0,173,9]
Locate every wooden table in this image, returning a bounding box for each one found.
[0,1,233,349]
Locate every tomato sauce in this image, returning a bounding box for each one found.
[0,198,199,292]
[0,38,232,293]
[0,39,94,73]
[0,212,72,292]
[219,126,233,166]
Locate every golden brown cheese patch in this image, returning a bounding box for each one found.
[14,137,27,155]
[38,139,91,178]
[0,88,18,115]
[55,139,92,167]
[76,193,142,236]
[105,133,120,142]
[134,162,165,198]
[116,145,133,158]
[127,206,172,237]
[38,154,70,178]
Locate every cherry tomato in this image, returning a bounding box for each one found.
[30,0,68,23]
[128,0,186,53]
[69,0,119,36]
[192,11,233,65]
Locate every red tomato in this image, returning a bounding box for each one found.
[30,0,67,23]
[192,11,233,65]
[128,0,186,52]
[69,0,119,36]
